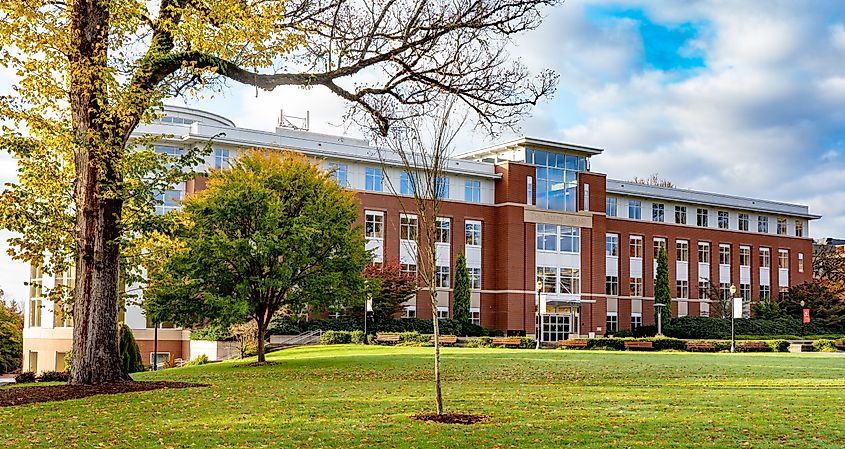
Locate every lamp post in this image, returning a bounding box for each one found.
[654,303,666,336]
[535,279,543,350]
[800,300,806,338]
[729,284,737,353]
[364,297,372,344]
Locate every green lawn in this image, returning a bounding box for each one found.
[2,346,844,448]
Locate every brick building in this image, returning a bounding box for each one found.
[21,107,818,371]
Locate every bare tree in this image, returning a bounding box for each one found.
[630,173,675,188]
[699,280,730,319]
[813,243,845,284]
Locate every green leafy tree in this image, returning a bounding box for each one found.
[783,280,845,329]
[654,247,672,326]
[0,296,23,374]
[361,261,418,325]
[143,152,369,363]
[453,253,471,326]
[0,0,557,385]
[118,323,143,374]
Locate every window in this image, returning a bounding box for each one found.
[699,281,710,299]
[436,176,450,199]
[795,220,804,237]
[605,276,619,296]
[778,249,789,269]
[653,238,666,258]
[675,205,687,224]
[559,268,580,294]
[719,245,731,265]
[155,189,183,215]
[29,299,42,327]
[738,213,749,231]
[536,224,557,252]
[629,236,643,258]
[628,200,642,220]
[213,148,231,169]
[526,177,533,205]
[739,246,751,266]
[400,215,418,241]
[605,234,619,257]
[777,218,787,236]
[798,253,804,273]
[464,180,481,202]
[364,212,384,239]
[435,218,450,244]
[606,197,617,217]
[470,309,480,325]
[435,266,450,288]
[718,211,729,229]
[606,314,618,332]
[631,314,642,329]
[759,248,771,268]
[758,216,769,233]
[779,287,789,301]
[154,145,182,158]
[652,203,665,222]
[527,149,584,212]
[465,221,482,246]
[559,226,580,253]
[150,352,171,368]
[401,264,417,278]
[537,267,557,293]
[676,240,689,262]
[365,167,383,192]
[698,242,710,263]
[676,280,689,299]
[402,307,417,319]
[327,162,348,186]
[437,307,449,320]
[740,284,751,302]
[630,277,643,297]
[28,351,37,373]
[720,283,731,303]
[760,284,771,300]
[696,208,708,227]
[400,171,415,195]
[469,267,481,289]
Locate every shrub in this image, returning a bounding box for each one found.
[268,315,502,337]
[665,316,842,340]
[586,338,625,351]
[650,337,687,351]
[633,325,657,338]
[767,340,790,352]
[14,371,36,383]
[184,354,210,366]
[190,323,233,341]
[812,339,839,352]
[320,330,353,345]
[118,323,144,373]
[614,329,634,338]
[350,330,365,344]
[464,337,493,348]
[0,319,22,374]
[38,371,69,382]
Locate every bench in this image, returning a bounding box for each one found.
[492,337,522,347]
[624,341,654,351]
[739,341,769,351]
[558,339,589,348]
[375,334,401,344]
[430,335,458,345]
[686,342,715,352]
[834,341,845,351]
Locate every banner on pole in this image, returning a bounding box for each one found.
[733,297,743,318]
[366,299,373,313]
[803,308,810,323]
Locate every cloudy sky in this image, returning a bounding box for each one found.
[2,0,844,302]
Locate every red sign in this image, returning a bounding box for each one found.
[803,308,811,324]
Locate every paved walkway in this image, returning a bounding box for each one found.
[0,375,15,385]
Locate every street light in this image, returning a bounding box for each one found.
[729,284,737,353]
[535,279,543,350]
[654,303,666,336]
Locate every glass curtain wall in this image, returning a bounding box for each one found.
[526,149,587,212]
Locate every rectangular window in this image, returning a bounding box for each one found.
[464,180,481,202]
[529,150,583,212]
[437,307,449,320]
[436,176,450,199]
[778,249,789,269]
[718,211,729,229]
[719,244,731,265]
[465,221,482,246]
[536,224,557,252]
[28,299,42,327]
[760,284,771,300]
[740,283,751,302]
[628,200,642,220]
[653,238,667,258]
[605,276,619,296]
[675,205,687,225]
[537,266,557,293]
[758,216,769,233]
[698,242,710,263]
[738,213,749,231]
[779,287,789,302]
[213,148,231,170]
[629,236,643,258]
[631,314,642,329]
[699,281,710,300]
[400,214,418,241]
[435,218,450,244]
[365,167,383,192]
[559,268,580,294]
[470,309,480,326]
[652,203,665,222]
[526,177,533,205]
[400,172,415,195]
[696,208,708,227]
[606,314,618,332]
[364,212,384,239]
[739,246,751,266]
[777,218,787,235]
[328,162,348,186]
[676,240,689,262]
[401,263,418,279]
[605,234,619,257]
[435,266,450,288]
[155,188,183,215]
[795,220,804,237]
[676,280,689,299]
[606,197,617,217]
[469,267,481,290]
[559,226,581,253]
[759,248,771,268]
[720,283,731,303]
[630,277,643,297]
[402,307,417,319]
[798,253,804,273]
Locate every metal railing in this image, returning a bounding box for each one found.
[274,329,323,346]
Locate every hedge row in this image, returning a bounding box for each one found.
[319,331,536,349]
[557,337,791,352]
[270,316,503,337]
[664,316,843,340]
[14,370,69,383]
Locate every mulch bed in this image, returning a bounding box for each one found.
[411,412,488,425]
[0,381,205,408]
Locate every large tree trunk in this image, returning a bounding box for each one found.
[256,317,267,363]
[67,0,130,385]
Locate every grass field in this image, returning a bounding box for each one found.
[2,346,844,448]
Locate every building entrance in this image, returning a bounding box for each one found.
[538,308,580,341]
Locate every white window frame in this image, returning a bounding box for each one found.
[364,211,384,239]
[465,220,482,246]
